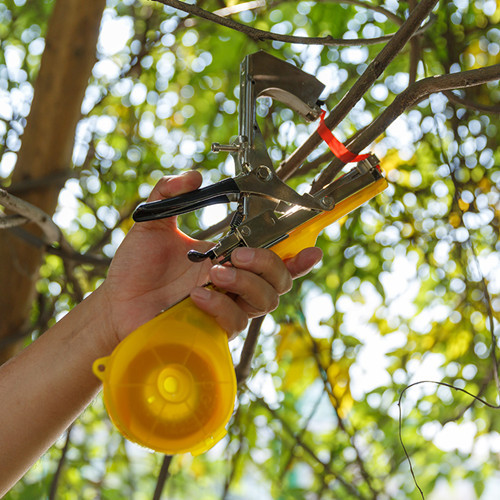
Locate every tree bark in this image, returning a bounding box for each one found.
[0,0,106,363]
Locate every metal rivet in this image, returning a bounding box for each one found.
[240,226,251,237]
[320,196,334,210]
[256,166,272,181]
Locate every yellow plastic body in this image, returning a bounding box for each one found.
[93,176,387,455]
[93,296,236,456]
[273,177,388,259]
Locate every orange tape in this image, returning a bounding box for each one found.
[317,111,370,164]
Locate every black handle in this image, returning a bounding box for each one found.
[133,178,240,222]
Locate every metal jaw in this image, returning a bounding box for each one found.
[213,51,325,173]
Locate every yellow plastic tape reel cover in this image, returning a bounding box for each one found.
[93,296,237,456]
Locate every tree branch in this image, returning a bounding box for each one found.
[254,396,369,499]
[152,455,174,500]
[8,226,111,267]
[0,188,112,267]
[48,425,73,500]
[235,316,265,384]
[213,0,265,17]
[322,0,404,25]
[0,188,62,243]
[277,0,439,181]
[443,90,500,114]
[0,214,28,229]
[152,0,431,47]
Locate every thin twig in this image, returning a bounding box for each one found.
[213,0,265,17]
[408,0,421,84]
[398,380,500,499]
[321,0,404,25]
[254,396,368,499]
[152,455,174,500]
[443,90,500,113]
[152,0,431,47]
[48,424,74,500]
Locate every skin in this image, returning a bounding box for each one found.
[0,171,322,495]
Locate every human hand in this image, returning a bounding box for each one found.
[99,171,322,350]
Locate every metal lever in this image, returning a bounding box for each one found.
[133,178,240,222]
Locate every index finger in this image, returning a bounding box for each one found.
[231,247,293,295]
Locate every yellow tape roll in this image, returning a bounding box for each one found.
[93,295,236,456]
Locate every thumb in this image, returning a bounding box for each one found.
[147,170,203,202]
[134,171,204,233]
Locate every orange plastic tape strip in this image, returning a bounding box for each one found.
[317,111,370,164]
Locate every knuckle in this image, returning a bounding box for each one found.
[281,275,293,294]
[268,293,280,312]
[236,313,249,333]
[256,248,278,269]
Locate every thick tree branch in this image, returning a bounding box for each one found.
[278,0,439,180]
[152,0,431,47]
[0,0,106,363]
[311,64,500,192]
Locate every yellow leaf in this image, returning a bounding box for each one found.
[120,216,134,233]
[326,360,354,418]
[420,335,435,350]
[446,330,472,360]
[190,458,206,478]
[449,212,461,228]
[276,323,330,394]
[458,199,469,212]
[479,177,491,193]
[380,149,405,174]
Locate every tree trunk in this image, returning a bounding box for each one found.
[0,0,106,363]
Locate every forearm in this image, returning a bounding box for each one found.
[0,287,113,496]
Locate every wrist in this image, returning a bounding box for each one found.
[79,284,121,356]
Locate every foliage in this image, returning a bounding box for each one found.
[1,0,500,498]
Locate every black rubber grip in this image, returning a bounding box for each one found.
[133,178,240,222]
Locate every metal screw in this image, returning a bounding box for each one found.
[320,196,334,210]
[256,165,272,181]
[239,226,251,237]
[212,143,240,153]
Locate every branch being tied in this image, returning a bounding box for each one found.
[311,63,500,193]
[192,0,440,385]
